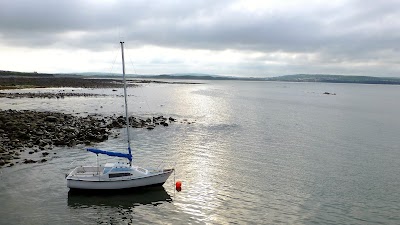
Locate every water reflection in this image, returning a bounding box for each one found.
[67,186,172,209]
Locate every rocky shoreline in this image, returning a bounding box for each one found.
[0,92,108,99]
[0,109,177,168]
[0,76,136,90]
[0,75,200,90]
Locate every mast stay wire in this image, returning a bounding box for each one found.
[107,43,120,76]
[124,45,152,116]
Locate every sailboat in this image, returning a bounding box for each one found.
[66,42,174,190]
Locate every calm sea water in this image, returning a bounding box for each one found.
[0,81,399,224]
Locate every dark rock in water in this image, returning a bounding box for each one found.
[0,160,5,166]
[23,159,36,164]
[67,140,76,147]
[147,126,155,130]
[0,154,12,160]
[40,159,47,163]
[28,151,34,154]
[169,117,176,122]
[38,140,47,147]
[42,151,49,157]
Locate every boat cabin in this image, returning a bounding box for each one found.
[102,162,132,178]
[102,162,149,178]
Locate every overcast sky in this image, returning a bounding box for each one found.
[0,0,399,77]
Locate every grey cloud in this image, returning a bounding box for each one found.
[1,0,398,52]
[0,0,399,76]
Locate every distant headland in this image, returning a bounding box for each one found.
[1,70,400,85]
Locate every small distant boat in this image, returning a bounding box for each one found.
[66,42,174,190]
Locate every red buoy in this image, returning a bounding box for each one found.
[176,181,182,189]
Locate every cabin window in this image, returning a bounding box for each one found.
[109,173,131,178]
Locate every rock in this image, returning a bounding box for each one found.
[0,160,5,166]
[42,151,49,157]
[23,159,37,164]
[38,140,47,147]
[64,126,76,132]
[67,139,76,147]
[40,159,47,163]
[45,116,58,122]
[0,155,12,160]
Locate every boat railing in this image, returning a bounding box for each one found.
[156,161,165,170]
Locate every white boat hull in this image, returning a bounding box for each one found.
[66,165,174,190]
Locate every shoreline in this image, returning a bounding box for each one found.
[0,75,196,168]
[0,75,201,90]
[0,109,178,168]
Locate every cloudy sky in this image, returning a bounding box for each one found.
[0,0,399,77]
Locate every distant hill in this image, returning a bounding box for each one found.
[2,70,400,85]
[0,70,54,77]
[133,73,265,80]
[268,74,400,85]
[131,73,400,84]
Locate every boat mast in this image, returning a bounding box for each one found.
[120,41,132,164]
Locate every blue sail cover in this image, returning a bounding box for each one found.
[87,148,132,161]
